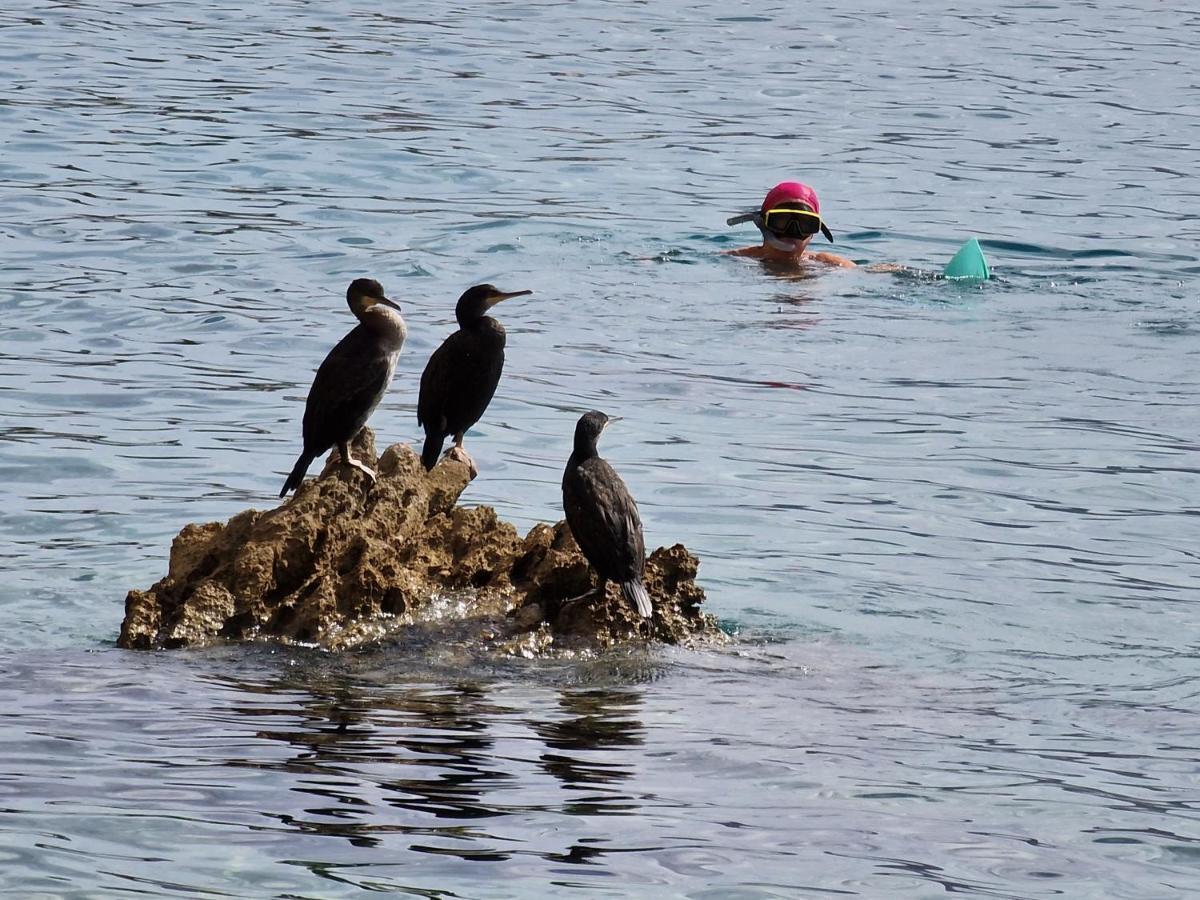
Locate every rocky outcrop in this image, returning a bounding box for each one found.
[119,428,723,654]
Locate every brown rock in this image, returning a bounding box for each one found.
[118,428,724,653]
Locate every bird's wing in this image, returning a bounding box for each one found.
[565,459,646,581]
[302,328,393,451]
[417,329,504,434]
[417,332,463,430]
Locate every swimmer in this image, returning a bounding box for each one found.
[725,181,856,268]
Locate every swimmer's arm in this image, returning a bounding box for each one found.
[808,251,857,268]
[811,255,916,272]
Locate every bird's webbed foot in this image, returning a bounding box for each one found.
[559,584,603,611]
[345,456,377,484]
[337,442,377,487]
[444,444,478,480]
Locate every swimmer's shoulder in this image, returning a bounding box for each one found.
[725,245,767,258]
[723,247,859,268]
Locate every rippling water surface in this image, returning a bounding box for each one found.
[2,0,1198,896]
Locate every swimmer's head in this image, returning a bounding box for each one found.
[762,181,821,217]
[727,181,835,250]
[760,182,835,245]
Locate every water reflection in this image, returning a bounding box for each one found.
[752,258,828,281]
[728,256,829,330]
[533,688,644,814]
[206,668,646,852]
[767,289,823,332]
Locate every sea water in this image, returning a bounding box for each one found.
[1,1,1197,895]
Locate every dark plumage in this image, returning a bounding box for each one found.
[279,278,406,498]
[417,283,531,474]
[562,410,652,618]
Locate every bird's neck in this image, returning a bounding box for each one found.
[571,441,599,461]
[360,306,407,352]
[457,313,499,332]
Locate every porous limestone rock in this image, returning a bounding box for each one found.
[119,428,723,653]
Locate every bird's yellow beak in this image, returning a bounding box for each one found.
[486,288,532,309]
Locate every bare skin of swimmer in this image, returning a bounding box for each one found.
[727,235,908,273]
[726,233,857,267]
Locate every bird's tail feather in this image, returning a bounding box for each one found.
[280,452,315,498]
[622,581,653,618]
[421,432,444,471]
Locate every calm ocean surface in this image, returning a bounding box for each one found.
[2,1,1198,896]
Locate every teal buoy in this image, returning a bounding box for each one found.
[943,238,990,280]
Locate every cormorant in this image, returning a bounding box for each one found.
[561,410,652,618]
[279,278,406,497]
[417,283,531,475]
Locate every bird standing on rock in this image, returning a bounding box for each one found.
[417,283,531,477]
[561,410,652,618]
[279,278,406,498]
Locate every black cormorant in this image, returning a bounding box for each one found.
[417,283,531,475]
[561,410,652,618]
[279,278,406,497]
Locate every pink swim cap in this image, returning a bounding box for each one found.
[762,181,820,213]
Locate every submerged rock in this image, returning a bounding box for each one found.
[119,428,723,653]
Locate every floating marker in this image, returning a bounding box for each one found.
[943,237,990,280]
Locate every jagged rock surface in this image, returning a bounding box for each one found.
[119,429,723,653]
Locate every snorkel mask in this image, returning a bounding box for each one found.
[727,181,836,251]
[727,206,835,251]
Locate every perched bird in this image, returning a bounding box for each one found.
[417,283,531,476]
[561,410,652,618]
[279,278,406,498]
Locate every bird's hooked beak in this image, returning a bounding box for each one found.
[485,288,532,310]
[603,414,621,431]
[376,295,402,312]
